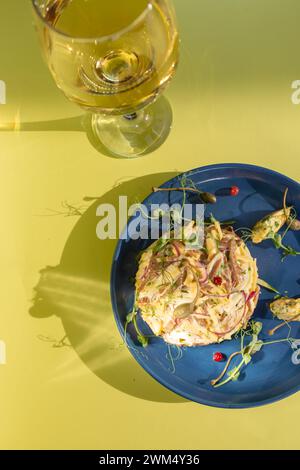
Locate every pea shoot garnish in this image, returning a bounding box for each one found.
[126,178,300,391]
[211,321,263,387]
[125,306,149,348]
[211,320,299,388]
[269,232,300,261]
[152,174,217,204]
[236,188,300,261]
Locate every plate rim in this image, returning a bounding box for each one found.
[110,163,300,408]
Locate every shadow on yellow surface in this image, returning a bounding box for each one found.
[0,114,114,158]
[0,97,173,158]
[30,172,187,403]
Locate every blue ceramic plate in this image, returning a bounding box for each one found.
[110,164,300,408]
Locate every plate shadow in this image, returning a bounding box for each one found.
[30,172,187,403]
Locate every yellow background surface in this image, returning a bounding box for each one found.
[0,0,300,449]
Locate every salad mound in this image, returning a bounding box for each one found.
[135,220,259,347]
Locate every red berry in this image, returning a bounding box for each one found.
[230,186,239,196]
[213,352,224,362]
[213,276,222,286]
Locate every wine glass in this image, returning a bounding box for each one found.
[31,0,179,158]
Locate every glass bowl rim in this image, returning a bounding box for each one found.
[31,0,155,43]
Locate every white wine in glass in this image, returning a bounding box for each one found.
[32,0,179,157]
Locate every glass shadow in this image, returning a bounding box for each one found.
[0,96,173,158]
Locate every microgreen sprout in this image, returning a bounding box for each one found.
[152,174,217,204]
[235,227,253,243]
[211,321,298,388]
[236,223,300,261]
[125,305,149,348]
[268,314,299,336]
[267,232,300,261]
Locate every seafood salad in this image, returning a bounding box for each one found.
[135,219,260,347]
[123,184,300,391]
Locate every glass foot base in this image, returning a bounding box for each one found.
[90,97,173,158]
